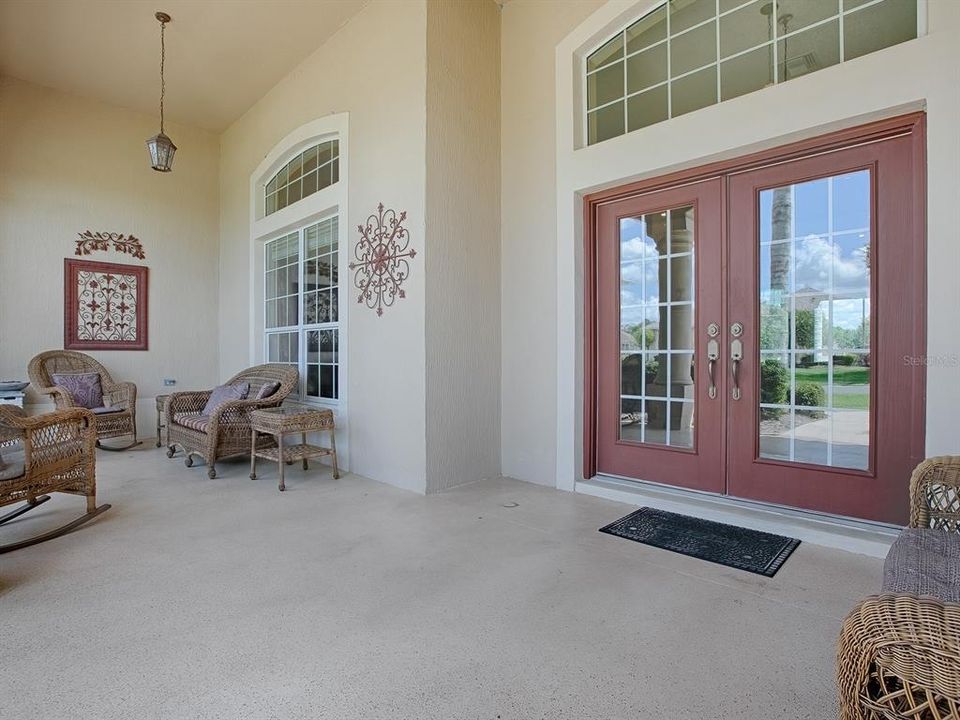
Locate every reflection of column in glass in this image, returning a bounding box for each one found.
[647,208,695,432]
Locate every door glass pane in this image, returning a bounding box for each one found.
[620,206,695,449]
[757,170,871,470]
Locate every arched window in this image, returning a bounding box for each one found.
[264,139,339,215]
[585,0,919,145]
[251,116,348,408]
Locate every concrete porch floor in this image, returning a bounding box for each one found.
[1,445,882,719]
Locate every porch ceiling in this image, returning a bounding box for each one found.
[0,0,369,131]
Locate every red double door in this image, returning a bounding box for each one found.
[592,118,925,524]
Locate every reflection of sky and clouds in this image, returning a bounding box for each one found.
[619,211,696,336]
[760,170,871,331]
[619,216,663,313]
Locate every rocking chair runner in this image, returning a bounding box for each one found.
[28,350,139,450]
[0,406,110,554]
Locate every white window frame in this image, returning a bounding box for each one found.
[262,217,341,403]
[580,0,928,148]
[249,115,349,416]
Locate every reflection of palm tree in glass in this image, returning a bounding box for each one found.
[770,187,792,351]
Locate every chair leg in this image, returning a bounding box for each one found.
[0,496,51,526]
[0,503,110,554]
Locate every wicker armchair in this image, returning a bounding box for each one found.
[165,364,298,479]
[837,457,960,719]
[28,350,139,451]
[0,406,109,553]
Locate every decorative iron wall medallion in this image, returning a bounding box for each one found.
[349,203,415,316]
[75,231,146,260]
[64,259,148,350]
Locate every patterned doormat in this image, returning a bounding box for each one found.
[599,507,800,577]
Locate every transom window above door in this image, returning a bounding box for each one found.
[264,140,339,216]
[585,0,918,145]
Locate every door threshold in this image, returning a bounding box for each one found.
[578,474,900,558]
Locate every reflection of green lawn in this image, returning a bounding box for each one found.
[831,393,870,410]
[795,366,870,385]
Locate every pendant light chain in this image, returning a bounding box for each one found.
[159,17,166,134]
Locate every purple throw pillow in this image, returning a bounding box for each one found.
[201,382,250,416]
[255,381,281,400]
[52,372,103,409]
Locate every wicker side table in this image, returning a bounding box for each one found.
[249,407,339,491]
[155,394,170,448]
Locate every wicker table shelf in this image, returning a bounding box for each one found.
[249,406,339,491]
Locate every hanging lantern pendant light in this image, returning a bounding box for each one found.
[146,11,177,172]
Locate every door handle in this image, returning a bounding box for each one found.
[730,322,743,401]
[706,323,719,399]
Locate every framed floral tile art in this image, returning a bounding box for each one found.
[64,258,148,350]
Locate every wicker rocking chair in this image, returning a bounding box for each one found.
[28,350,139,451]
[0,406,110,554]
[165,364,298,479]
[837,457,960,719]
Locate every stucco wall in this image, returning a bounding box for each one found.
[500,0,605,486]
[217,0,428,493]
[501,0,960,489]
[424,0,502,492]
[0,76,221,438]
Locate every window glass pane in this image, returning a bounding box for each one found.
[321,218,337,253]
[287,153,303,182]
[318,162,333,191]
[670,21,716,76]
[587,61,625,110]
[587,102,625,144]
[720,0,771,59]
[276,166,288,187]
[287,178,302,204]
[302,170,318,197]
[627,43,667,94]
[265,193,277,216]
[843,0,916,62]
[587,34,624,72]
[626,6,667,53]
[276,185,288,212]
[758,171,871,471]
[286,296,299,327]
[265,269,278,300]
[777,0,839,36]
[619,207,696,449]
[670,0,715,34]
[318,141,333,166]
[319,365,335,400]
[721,44,773,101]
[303,146,318,173]
[627,84,669,131]
[304,259,318,292]
[777,19,839,81]
[331,159,340,185]
[671,65,717,117]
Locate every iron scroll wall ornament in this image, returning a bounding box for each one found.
[349,203,416,317]
[75,231,146,260]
